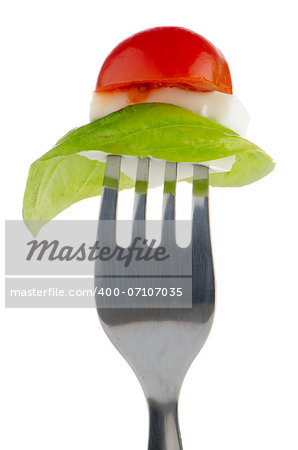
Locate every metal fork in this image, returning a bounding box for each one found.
[95,155,215,449]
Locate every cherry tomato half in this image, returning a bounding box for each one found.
[96,27,232,95]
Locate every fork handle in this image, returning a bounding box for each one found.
[148,400,183,450]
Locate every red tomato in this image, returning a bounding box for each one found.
[96,27,232,96]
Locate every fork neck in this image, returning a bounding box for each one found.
[148,399,183,450]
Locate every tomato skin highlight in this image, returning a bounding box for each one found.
[96,27,232,95]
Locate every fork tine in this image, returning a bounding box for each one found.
[162,162,177,220]
[161,162,177,245]
[131,157,150,241]
[98,155,121,243]
[192,164,215,303]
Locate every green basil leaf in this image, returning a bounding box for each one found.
[23,103,274,234]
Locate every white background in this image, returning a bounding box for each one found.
[1,0,298,449]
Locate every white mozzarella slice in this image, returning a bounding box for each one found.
[90,87,250,136]
[87,87,246,181]
[78,151,236,188]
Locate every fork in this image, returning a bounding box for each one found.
[95,155,215,449]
